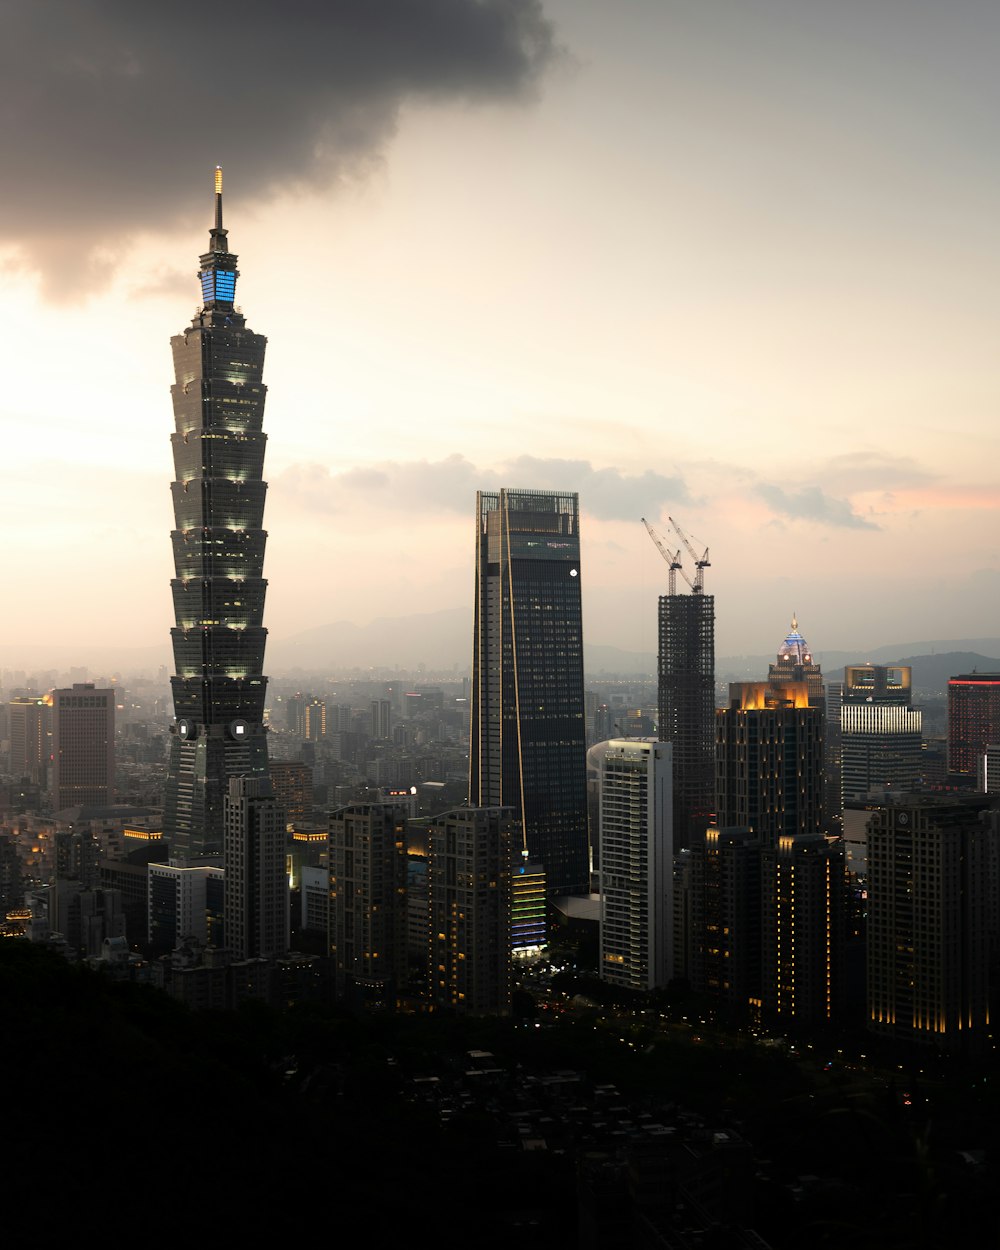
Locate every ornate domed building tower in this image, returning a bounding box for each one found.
[769,615,825,708]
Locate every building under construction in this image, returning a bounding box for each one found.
[645,518,715,847]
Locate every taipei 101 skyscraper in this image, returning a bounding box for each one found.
[163,169,271,858]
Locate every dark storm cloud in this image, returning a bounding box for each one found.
[0,0,556,293]
[274,454,689,521]
[756,483,879,531]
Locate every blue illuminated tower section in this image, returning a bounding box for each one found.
[163,169,271,859]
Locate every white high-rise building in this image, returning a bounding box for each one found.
[599,739,672,991]
[8,695,51,786]
[978,743,1000,793]
[841,665,922,803]
[148,860,225,950]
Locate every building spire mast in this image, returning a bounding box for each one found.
[209,165,229,253]
[199,167,238,310]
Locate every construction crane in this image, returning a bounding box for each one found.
[641,517,694,594]
[668,515,710,593]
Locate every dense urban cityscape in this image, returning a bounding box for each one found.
[4,4,1000,1247]
[1,170,998,1246]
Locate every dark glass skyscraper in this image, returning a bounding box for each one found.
[657,590,715,845]
[470,489,588,895]
[713,680,841,1025]
[716,681,823,845]
[163,170,270,858]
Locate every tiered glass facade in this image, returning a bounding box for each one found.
[470,489,588,895]
[163,174,271,858]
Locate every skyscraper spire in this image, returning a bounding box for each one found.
[778,615,810,665]
[214,165,223,226]
[163,172,272,858]
[769,613,824,707]
[199,165,238,307]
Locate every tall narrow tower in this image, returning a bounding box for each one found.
[8,695,51,787]
[469,489,588,895]
[599,739,673,992]
[657,595,714,847]
[164,170,271,859]
[329,802,409,1006]
[224,775,288,961]
[428,806,514,1015]
[715,680,840,1025]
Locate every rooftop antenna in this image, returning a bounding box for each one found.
[211,165,226,250]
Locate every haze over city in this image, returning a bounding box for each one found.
[2,0,998,668]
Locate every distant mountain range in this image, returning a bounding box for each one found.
[267,608,473,674]
[1,610,998,690]
[888,653,1000,693]
[267,615,1000,692]
[720,651,1000,693]
[719,645,1000,695]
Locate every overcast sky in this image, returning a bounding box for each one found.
[2,0,998,668]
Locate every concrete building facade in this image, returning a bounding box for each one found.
[867,795,996,1055]
[50,685,115,811]
[428,806,513,1015]
[223,776,288,961]
[599,739,673,992]
[328,802,408,1006]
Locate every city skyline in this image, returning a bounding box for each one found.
[2,1,999,666]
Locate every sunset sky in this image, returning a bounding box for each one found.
[2,0,998,670]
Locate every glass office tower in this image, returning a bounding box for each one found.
[470,489,588,895]
[163,170,271,858]
[841,665,921,803]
